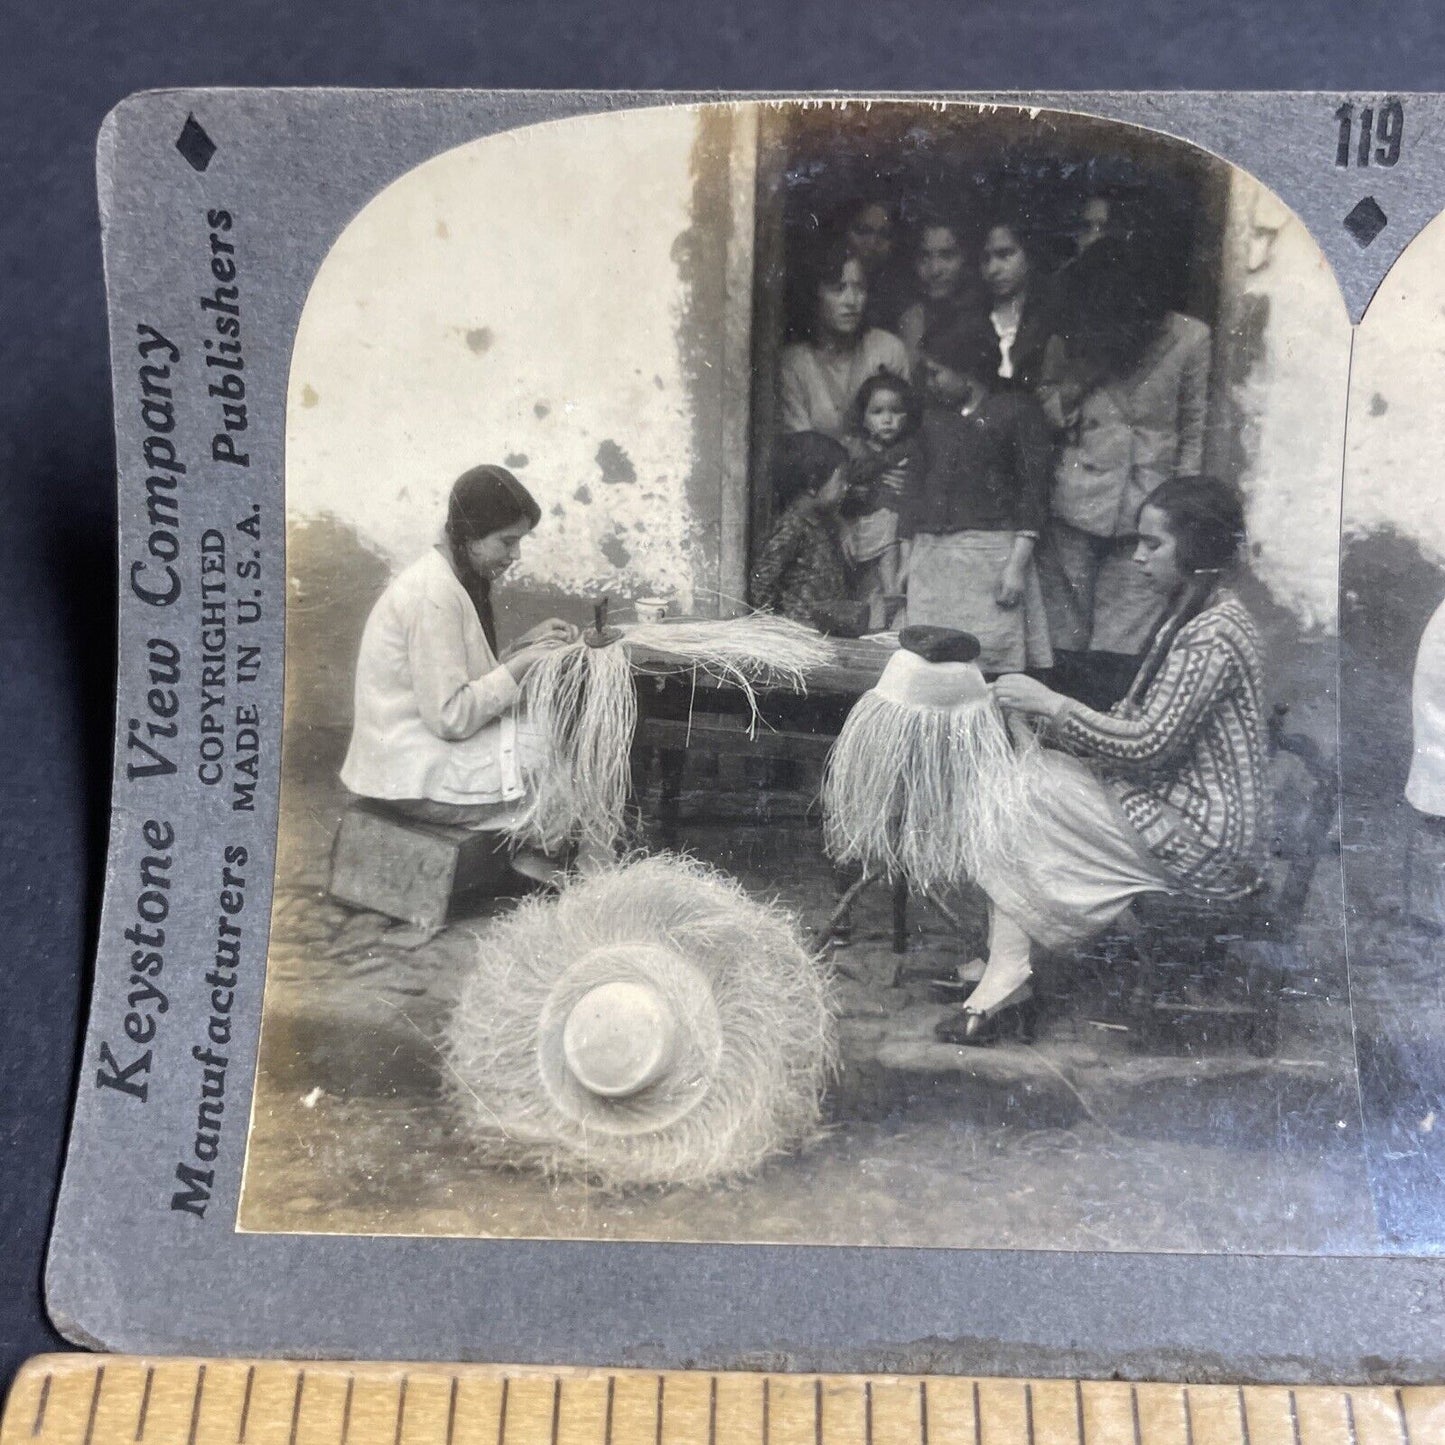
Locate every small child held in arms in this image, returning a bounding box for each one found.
[750,431,851,626]
[841,369,928,630]
[900,320,1054,676]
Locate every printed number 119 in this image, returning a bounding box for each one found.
[1336,100,1404,168]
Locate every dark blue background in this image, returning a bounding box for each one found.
[4,0,1444,1394]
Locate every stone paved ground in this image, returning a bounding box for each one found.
[241,745,1378,1252]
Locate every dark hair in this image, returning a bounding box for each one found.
[1123,474,1248,707]
[912,211,966,255]
[1139,474,1246,576]
[921,318,1002,387]
[839,193,897,237]
[445,464,540,549]
[849,369,922,441]
[980,210,1042,269]
[1056,236,1170,376]
[794,233,866,341]
[774,431,848,506]
[443,464,541,650]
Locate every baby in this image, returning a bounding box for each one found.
[842,370,928,630]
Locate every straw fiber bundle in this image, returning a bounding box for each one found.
[512,614,833,856]
[443,852,837,1189]
[822,642,1045,893]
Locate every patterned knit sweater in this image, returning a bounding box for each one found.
[1054,590,1269,899]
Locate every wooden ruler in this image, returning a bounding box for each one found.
[3,1358,1441,1445]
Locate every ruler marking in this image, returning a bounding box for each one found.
[446,1378,459,1445]
[603,1378,615,1445]
[1236,1388,1251,1445]
[1287,1391,1301,1445]
[1129,1386,1140,1445]
[920,1381,930,1445]
[864,1381,873,1445]
[187,1367,206,1445]
[394,1376,409,1445]
[972,1381,982,1445]
[340,1378,355,1445]
[555,1379,565,1445]
[655,1376,664,1445]
[1026,1384,1037,1445]
[813,1379,823,1445]
[708,1377,717,1445]
[762,1377,770,1445]
[82,1366,105,1445]
[238,1366,256,1444]
[30,1374,51,1438]
[1074,1380,1085,1445]
[497,1378,509,1445]
[1182,1387,1193,1445]
[288,1372,306,1445]
[1345,1393,1360,1445]
[135,1367,155,1443]
[1395,1387,1412,1445]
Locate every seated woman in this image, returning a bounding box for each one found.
[340,464,581,882]
[935,475,1268,1044]
[749,431,852,625]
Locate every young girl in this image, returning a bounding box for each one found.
[900,321,1054,676]
[841,370,927,630]
[750,431,852,626]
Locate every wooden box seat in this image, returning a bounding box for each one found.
[327,798,513,930]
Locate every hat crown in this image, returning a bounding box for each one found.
[873,647,990,710]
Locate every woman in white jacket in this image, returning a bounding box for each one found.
[340,464,578,874]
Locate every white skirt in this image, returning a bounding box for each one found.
[972,749,1172,951]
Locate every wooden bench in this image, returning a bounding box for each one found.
[327,799,514,931]
[1120,707,1340,1057]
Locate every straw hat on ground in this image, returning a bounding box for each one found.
[443,852,837,1189]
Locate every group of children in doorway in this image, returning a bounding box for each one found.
[751,350,1047,665]
[748,189,1210,709]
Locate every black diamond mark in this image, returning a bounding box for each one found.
[1344,196,1388,248]
[175,114,217,172]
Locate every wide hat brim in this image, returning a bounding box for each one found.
[443,853,837,1187]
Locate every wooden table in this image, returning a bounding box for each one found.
[628,632,896,786]
[629,633,913,953]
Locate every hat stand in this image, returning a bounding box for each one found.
[820,868,969,986]
[819,626,1016,985]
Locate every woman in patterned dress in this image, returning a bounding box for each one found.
[934,475,1269,1044]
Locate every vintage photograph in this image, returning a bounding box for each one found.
[238,99,1375,1251]
[1339,209,1445,1254]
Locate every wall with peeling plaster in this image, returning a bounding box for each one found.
[286,103,727,620]
[1345,207,1445,563]
[284,101,1353,739]
[1210,172,1352,634]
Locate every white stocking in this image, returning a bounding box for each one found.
[961,903,1035,1016]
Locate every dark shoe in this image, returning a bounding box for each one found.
[934,988,1038,1046]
